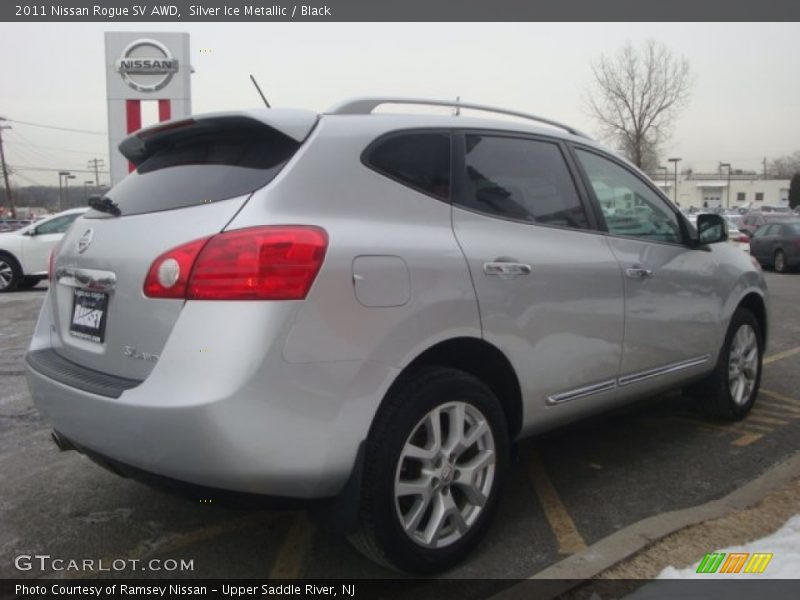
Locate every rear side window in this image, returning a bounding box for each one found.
[458,135,588,229]
[102,120,301,217]
[364,132,451,200]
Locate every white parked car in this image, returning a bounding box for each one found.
[0,208,87,292]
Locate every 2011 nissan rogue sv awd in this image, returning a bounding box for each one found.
[26,98,769,573]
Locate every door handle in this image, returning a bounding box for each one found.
[625,266,654,280]
[483,261,532,279]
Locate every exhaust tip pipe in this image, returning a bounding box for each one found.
[51,430,75,452]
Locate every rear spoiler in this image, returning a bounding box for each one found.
[118,108,319,167]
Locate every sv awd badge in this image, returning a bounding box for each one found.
[123,346,159,363]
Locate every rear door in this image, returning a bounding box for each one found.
[451,131,624,429]
[749,224,775,262]
[571,146,721,391]
[49,114,314,380]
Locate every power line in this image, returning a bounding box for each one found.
[5,118,106,136]
[5,138,107,157]
[8,164,109,174]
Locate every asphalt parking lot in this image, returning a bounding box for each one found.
[2,272,799,584]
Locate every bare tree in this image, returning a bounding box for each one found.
[587,40,692,171]
[768,151,800,178]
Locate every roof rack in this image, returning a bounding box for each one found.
[325,97,591,139]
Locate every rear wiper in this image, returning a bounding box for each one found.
[88,195,121,217]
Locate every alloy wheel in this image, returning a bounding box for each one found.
[394,401,496,549]
[728,323,759,406]
[774,251,785,273]
[0,260,14,291]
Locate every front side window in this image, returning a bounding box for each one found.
[575,149,681,244]
[365,132,450,200]
[458,135,588,229]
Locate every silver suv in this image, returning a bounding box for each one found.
[26,98,769,573]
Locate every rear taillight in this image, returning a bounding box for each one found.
[143,237,211,298]
[48,244,60,281]
[143,226,328,300]
[738,234,749,243]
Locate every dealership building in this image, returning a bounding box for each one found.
[650,172,791,210]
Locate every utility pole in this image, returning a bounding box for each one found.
[87,158,104,186]
[763,157,767,179]
[0,117,16,219]
[720,163,732,209]
[668,157,682,206]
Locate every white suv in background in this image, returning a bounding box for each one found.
[0,208,87,292]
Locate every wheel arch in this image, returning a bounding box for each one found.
[737,291,769,348]
[375,337,523,440]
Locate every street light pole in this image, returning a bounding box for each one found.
[0,118,16,219]
[658,166,668,197]
[64,174,76,209]
[58,171,70,212]
[668,158,682,205]
[720,162,732,209]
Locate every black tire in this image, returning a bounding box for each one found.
[349,366,510,573]
[774,250,787,273]
[0,252,22,293]
[18,276,43,290]
[686,308,763,421]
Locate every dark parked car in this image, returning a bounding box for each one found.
[739,213,794,237]
[749,220,800,273]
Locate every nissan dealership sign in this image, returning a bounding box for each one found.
[115,39,179,92]
[105,32,192,185]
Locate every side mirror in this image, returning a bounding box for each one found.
[23,228,37,236]
[696,213,728,245]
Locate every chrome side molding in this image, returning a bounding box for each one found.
[547,354,711,405]
[617,355,710,387]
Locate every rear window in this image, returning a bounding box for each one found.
[364,132,451,200]
[98,120,301,217]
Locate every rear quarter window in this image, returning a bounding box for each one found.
[363,132,451,200]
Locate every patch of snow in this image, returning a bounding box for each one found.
[657,514,800,579]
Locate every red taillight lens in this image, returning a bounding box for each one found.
[738,234,749,243]
[189,226,328,300]
[143,226,328,301]
[143,237,211,298]
[48,244,60,281]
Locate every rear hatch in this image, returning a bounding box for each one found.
[48,110,317,381]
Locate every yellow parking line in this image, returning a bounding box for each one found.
[752,404,800,418]
[732,433,763,447]
[763,346,800,365]
[760,389,800,408]
[268,512,316,579]
[745,414,790,426]
[68,514,274,579]
[734,421,774,433]
[525,449,587,555]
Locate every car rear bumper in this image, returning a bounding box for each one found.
[27,354,396,498]
[26,300,399,499]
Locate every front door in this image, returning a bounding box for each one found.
[451,132,625,434]
[573,148,722,394]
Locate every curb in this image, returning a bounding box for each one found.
[492,450,800,599]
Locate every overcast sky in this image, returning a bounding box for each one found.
[1,22,799,187]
